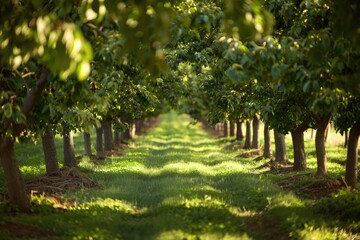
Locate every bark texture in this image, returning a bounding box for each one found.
[263,124,272,158]
[244,120,252,149]
[42,127,59,174]
[315,115,331,175]
[344,130,348,148]
[83,132,92,156]
[274,132,288,162]
[345,121,360,188]
[114,128,120,147]
[103,119,113,151]
[229,120,235,137]
[96,127,104,157]
[290,127,307,171]
[0,69,49,212]
[251,115,259,149]
[236,119,244,140]
[223,121,228,137]
[63,129,76,167]
[0,137,31,211]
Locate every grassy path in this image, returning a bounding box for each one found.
[1,112,352,239]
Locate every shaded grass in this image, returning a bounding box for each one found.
[0,112,358,239]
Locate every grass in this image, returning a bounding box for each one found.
[0,111,359,239]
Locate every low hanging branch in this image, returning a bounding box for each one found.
[2,68,49,137]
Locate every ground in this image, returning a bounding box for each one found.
[0,112,358,239]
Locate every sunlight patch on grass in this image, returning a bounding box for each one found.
[2,111,357,239]
[155,230,251,240]
[160,162,215,176]
[267,193,305,209]
[75,197,142,214]
[294,225,354,240]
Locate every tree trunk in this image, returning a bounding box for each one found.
[96,126,104,157]
[42,127,59,174]
[114,128,120,147]
[130,120,136,138]
[236,119,244,141]
[83,132,92,156]
[263,124,272,158]
[123,128,131,141]
[223,121,228,137]
[290,127,307,171]
[0,137,31,211]
[229,120,235,137]
[244,120,252,149]
[135,120,142,135]
[310,129,314,139]
[315,115,331,175]
[0,69,48,212]
[251,115,259,149]
[103,119,113,151]
[274,131,287,162]
[109,121,114,149]
[123,118,132,141]
[344,130,348,148]
[345,121,360,188]
[325,126,329,142]
[63,128,76,167]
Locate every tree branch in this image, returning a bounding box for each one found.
[86,23,109,40]
[21,68,49,116]
[1,68,49,137]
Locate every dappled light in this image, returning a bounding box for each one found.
[1,0,360,239]
[0,112,358,239]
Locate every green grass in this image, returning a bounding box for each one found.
[0,112,358,239]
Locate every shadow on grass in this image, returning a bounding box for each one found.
[2,112,355,239]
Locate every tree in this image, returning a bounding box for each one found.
[334,97,360,188]
[41,127,60,174]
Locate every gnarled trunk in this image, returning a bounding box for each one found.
[263,124,272,158]
[345,121,360,188]
[83,132,92,156]
[0,137,31,211]
[274,131,287,162]
[244,120,252,149]
[223,121,228,137]
[0,69,48,212]
[42,127,59,174]
[96,126,104,157]
[251,115,259,149]
[236,119,244,141]
[63,128,76,167]
[229,120,235,137]
[102,119,113,151]
[290,127,307,171]
[315,115,331,175]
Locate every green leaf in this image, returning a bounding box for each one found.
[77,61,91,81]
[4,103,12,118]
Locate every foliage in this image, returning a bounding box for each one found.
[315,188,360,222]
